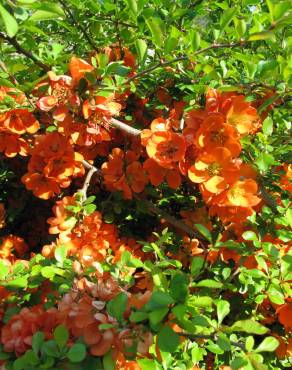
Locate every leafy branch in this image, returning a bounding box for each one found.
[127,41,246,82]
[58,0,98,51]
[0,32,51,71]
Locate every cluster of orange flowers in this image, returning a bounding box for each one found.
[1,273,152,367]
[0,50,291,369]
[21,132,84,199]
[43,195,146,267]
[0,87,39,157]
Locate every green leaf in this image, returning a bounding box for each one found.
[229,320,269,335]
[29,10,63,21]
[191,343,205,362]
[24,349,39,365]
[191,256,205,278]
[137,359,163,370]
[188,296,213,307]
[54,245,67,264]
[54,325,69,348]
[103,350,115,370]
[242,231,258,242]
[0,260,9,280]
[144,291,174,311]
[32,332,45,354]
[248,31,276,42]
[195,279,223,289]
[255,152,275,173]
[106,292,128,323]
[149,307,168,325]
[125,0,138,17]
[84,203,97,215]
[165,26,180,53]
[135,39,147,63]
[274,1,291,20]
[169,272,188,302]
[67,343,86,363]
[220,8,237,33]
[234,18,246,38]
[0,4,19,37]
[6,277,28,289]
[245,336,255,352]
[262,116,273,136]
[129,311,148,323]
[217,300,230,325]
[41,340,59,357]
[189,30,201,52]
[157,326,180,353]
[194,224,212,242]
[41,266,56,279]
[254,336,279,352]
[145,16,164,48]
[206,342,224,355]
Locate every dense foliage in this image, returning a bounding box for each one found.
[0,0,291,369]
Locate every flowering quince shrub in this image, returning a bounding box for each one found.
[0,1,291,370]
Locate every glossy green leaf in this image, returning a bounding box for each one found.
[67,343,86,363]
[0,4,19,37]
[217,300,230,325]
[254,336,279,352]
[157,326,180,353]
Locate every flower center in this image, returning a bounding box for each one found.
[207,162,221,176]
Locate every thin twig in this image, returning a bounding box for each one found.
[78,160,100,200]
[59,0,98,51]
[258,182,278,211]
[0,32,51,72]
[179,332,246,351]
[110,118,141,136]
[126,41,245,83]
[0,60,18,85]
[135,195,206,242]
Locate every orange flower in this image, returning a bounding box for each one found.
[115,352,142,370]
[82,96,121,145]
[225,179,261,207]
[209,205,254,224]
[0,133,29,157]
[47,196,77,242]
[1,306,60,356]
[142,127,186,169]
[226,95,260,135]
[188,147,239,194]
[0,86,26,105]
[195,113,241,156]
[69,56,94,84]
[22,132,84,199]
[274,334,292,359]
[0,109,39,134]
[0,235,28,261]
[37,71,80,121]
[102,148,148,199]
[143,158,181,189]
[276,300,292,330]
[22,173,62,200]
[55,212,119,266]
